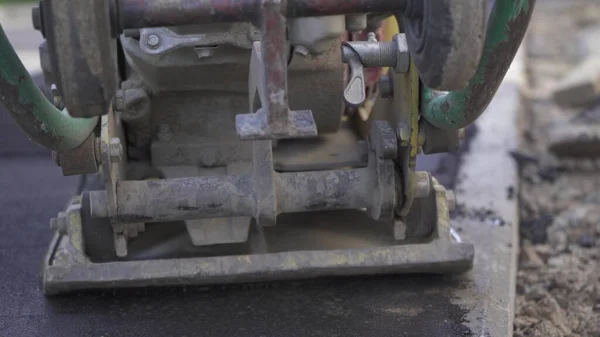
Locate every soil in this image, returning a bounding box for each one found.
[515,1,600,336]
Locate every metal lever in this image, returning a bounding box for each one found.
[341,33,410,107]
[344,53,366,107]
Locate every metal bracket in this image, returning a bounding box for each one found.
[235,0,318,140]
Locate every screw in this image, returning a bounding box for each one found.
[367,32,377,42]
[109,138,123,162]
[294,45,310,56]
[147,34,161,48]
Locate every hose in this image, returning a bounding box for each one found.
[421,0,535,130]
[0,23,98,152]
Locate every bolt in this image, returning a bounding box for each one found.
[345,14,367,33]
[393,220,407,240]
[393,34,410,73]
[109,138,123,162]
[147,34,161,48]
[294,45,310,56]
[414,171,431,199]
[397,123,410,147]
[115,235,128,257]
[50,212,68,235]
[50,84,64,109]
[113,90,125,112]
[367,32,377,42]
[194,47,214,59]
[379,75,393,98]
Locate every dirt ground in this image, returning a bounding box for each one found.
[515,1,600,336]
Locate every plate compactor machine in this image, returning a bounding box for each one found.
[1,0,533,294]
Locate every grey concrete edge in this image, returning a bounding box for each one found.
[451,46,525,337]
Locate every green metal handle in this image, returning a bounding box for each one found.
[0,23,98,151]
[421,0,535,130]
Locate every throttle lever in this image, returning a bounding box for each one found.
[344,53,366,107]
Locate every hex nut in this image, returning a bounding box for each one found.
[50,212,68,235]
[109,138,123,162]
[393,34,410,73]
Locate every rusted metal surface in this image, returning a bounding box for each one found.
[56,134,99,176]
[116,0,407,31]
[235,4,318,140]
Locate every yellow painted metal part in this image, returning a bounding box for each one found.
[381,16,420,216]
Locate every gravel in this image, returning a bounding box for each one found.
[515,1,600,336]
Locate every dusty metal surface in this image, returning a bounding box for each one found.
[39,0,118,118]
[43,175,473,295]
[116,0,408,30]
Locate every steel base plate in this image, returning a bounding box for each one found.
[42,212,473,295]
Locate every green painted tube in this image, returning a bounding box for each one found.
[0,23,98,151]
[422,0,535,130]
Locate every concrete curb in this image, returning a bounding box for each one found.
[451,47,524,337]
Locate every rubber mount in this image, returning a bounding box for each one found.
[401,0,486,91]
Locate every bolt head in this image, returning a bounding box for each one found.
[147,34,161,48]
[113,90,125,112]
[294,45,310,56]
[51,212,68,234]
[115,235,128,257]
[397,123,410,146]
[109,138,123,162]
[393,34,410,73]
[194,48,213,59]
